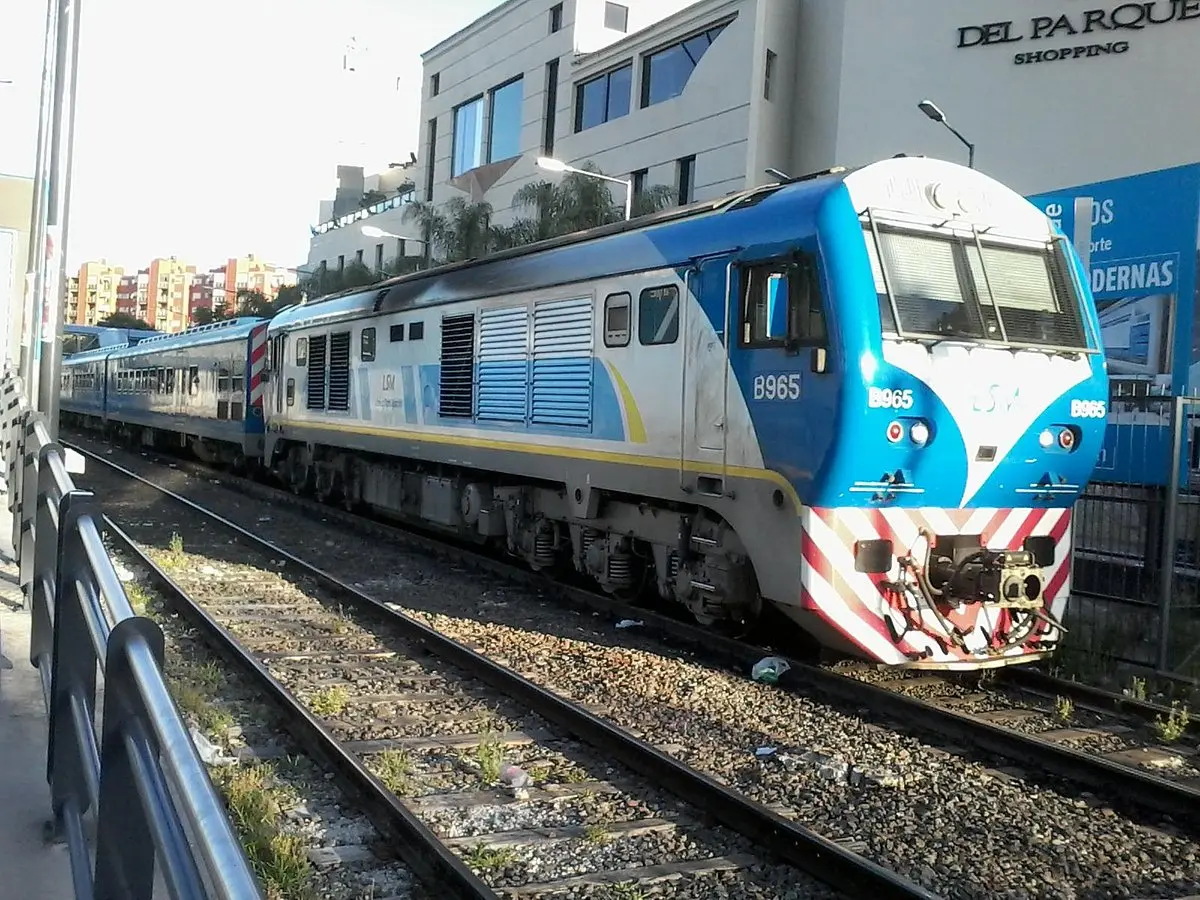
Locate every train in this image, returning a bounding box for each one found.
[61,155,1110,670]
[61,317,269,466]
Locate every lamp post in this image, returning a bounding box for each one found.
[537,156,633,221]
[917,99,975,169]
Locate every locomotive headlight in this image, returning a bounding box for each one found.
[886,421,904,443]
[1039,429,1054,449]
[910,422,930,446]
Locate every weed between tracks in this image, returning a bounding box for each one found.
[1154,702,1192,742]
[120,567,316,900]
[369,748,413,796]
[309,684,350,717]
[461,843,516,872]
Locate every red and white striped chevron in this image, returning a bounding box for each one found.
[802,506,1072,667]
[248,324,268,410]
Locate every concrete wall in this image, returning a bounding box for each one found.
[827,0,1200,192]
[0,175,33,367]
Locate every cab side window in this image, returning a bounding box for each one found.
[739,258,826,349]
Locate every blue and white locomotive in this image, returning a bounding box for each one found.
[257,155,1108,669]
[61,317,270,466]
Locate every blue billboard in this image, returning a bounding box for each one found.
[1029,164,1200,485]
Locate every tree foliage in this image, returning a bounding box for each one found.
[97,312,155,331]
[295,165,677,303]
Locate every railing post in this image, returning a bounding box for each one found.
[94,618,171,899]
[1158,395,1186,673]
[18,415,43,600]
[45,490,99,817]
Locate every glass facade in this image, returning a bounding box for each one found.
[641,22,728,108]
[452,97,485,176]
[488,77,524,163]
[575,63,632,132]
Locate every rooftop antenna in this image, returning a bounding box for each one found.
[765,167,790,181]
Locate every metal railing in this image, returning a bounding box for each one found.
[0,371,262,900]
[1067,388,1200,687]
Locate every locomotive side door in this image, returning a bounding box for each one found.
[680,258,734,487]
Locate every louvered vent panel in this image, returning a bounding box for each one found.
[306,334,328,411]
[531,296,592,428]
[327,331,351,411]
[439,314,476,418]
[477,306,529,423]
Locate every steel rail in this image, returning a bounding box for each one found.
[77,444,940,900]
[70,437,1200,835]
[101,516,499,900]
[999,667,1200,738]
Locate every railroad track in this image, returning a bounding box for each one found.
[835,664,1200,820]
[69,432,1200,898]
[82,445,926,900]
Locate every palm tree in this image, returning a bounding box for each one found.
[510,163,677,240]
[402,197,495,263]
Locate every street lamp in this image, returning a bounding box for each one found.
[537,156,633,221]
[361,224,429,269]
[917,99,975,169]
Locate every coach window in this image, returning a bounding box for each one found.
[638,285,679,345]
[389,323,405,343]
[409,321,425,341]
[218,367,231,393]
[603,293,631,347]
[361,327,377,361]
[739,259,826,350]
[286,379,295,406]
[188,365,199,396]
[296,337,308,366]
[166,368,175,394]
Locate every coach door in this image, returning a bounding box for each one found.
[271,336,286,417]
[680,259,732,491]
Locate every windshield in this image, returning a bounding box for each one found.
[863,225,1090,351]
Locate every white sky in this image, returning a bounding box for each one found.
[0,0,503,271]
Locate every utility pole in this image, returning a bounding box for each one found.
[31,0,83,437]
[21,0,60,405]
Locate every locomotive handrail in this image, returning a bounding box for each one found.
[1,370,262,900]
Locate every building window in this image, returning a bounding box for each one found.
[543,59,559,155]
[631,168,647,203]
[355,249,363,264]
[430,72,440,97]
[574,63,632,132]
[375,244,384,270]
[487,76,524,163]
[604,2,629,32]
[452,96,485,176]
[425,117,438,200]
[764,49,777,100]
[337,255,345,271]
[641,21,729,108]
[638,285,680,346]
[549,2,563,32]
[677,155,695,205]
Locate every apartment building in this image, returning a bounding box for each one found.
[68,260,125,326]
[143,257,196,333]
[412,0,1200,226]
